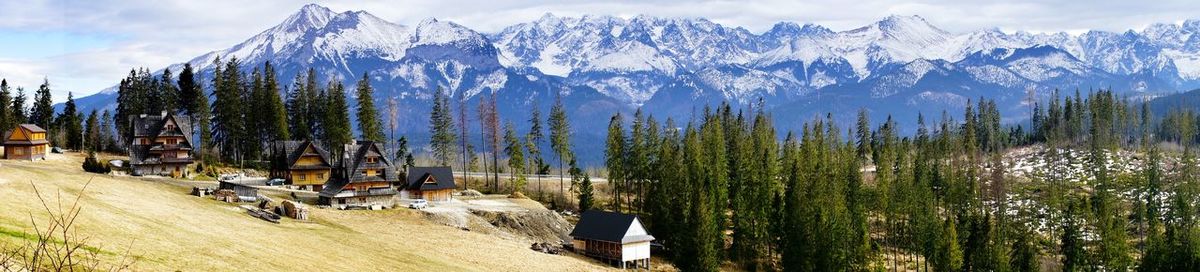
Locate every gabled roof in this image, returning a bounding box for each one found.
[278,140,332,169]
[4,124,49,145]
[130,113,194,147]
[405,166,456,191]
[570,210,656,244]
[318,178,350,197]
[342,141,398,183]
[19,124,46,133]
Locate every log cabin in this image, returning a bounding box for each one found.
[128,112,195,178]
[570,210,656,269]
[401,166,455,202]
[2,124,49,161]
[318,140,399,209]
[270,140,333,191]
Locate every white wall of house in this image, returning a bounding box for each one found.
[621,241,651,262]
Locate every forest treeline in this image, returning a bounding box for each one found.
[600,90,1200,271]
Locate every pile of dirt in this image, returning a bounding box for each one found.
[469,208,572,244]
[460,189,483,197]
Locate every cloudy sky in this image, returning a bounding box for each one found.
[2,0,1197,102]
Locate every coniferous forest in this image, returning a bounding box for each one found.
[21,55,1199,271]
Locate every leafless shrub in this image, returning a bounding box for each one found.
[0,178,138,271]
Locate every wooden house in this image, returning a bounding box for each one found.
[318,140,399,209]
[570,210,655,269]
[402,166,456,202]
[2,124,49,160]
[270,140,333,191]
[128,112,194,177]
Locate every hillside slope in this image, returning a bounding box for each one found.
[0,154,613,271]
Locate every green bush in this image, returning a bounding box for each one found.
[81,152,111,174]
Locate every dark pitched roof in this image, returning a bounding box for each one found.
[130,113,194,147]
[318,178,350,197]
[570,210,655,244]
[340,141,398,183]
[405,166,456,191]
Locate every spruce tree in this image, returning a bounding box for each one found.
[30,79,54,130]
[84,110,99,152]
[159,68,179,114]
[504,122,526,194]
[429,86,457,166]
[323,82,352,155]
[0,79,12,133]
[548,91,573,203]
[60,92,82,150]
[262,62,289,142]
[526,106,545,199]
[12,87,26,124]
[354,73,384,142]
[605,113,626,212]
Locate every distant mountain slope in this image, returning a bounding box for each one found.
[66,4,1200,161]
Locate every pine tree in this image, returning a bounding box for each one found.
[396,136,413,170]
[286,73,309,140]
[158,68,179,114]
[429,87,457,166]
[504,122,526,194]
[211,56,245,161]
[59,92,82,150]
[178,64,199,118]
[605,113,626,212]
[12,87,26,125]
[856,108,872,162]
[30,79,54,130]
[261,62,289,143]
[0,79,12,133]
[576,163,594,212]
[355,73,384,142]
[84,110,99,152]
[323,82,352,155]
[548,91,573,204]
[526,106,545,199]
[100,110,115,152]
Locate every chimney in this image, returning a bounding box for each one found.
[161,110,168,117]
[139,114,147,118]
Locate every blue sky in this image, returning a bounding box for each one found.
[2,0,1197,102]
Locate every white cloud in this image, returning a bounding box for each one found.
[1,0,1197,100]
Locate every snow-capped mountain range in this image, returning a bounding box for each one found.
[69,4,1200,159]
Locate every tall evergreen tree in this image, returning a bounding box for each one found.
[605,113,627,212]
[323,81,352,155]
[526,106,545,199]
[84,110,99,152]
[0,79,12,133]
[59,92,82,150]
[504,122,526,194]
[261,62,289,143]
[354,73,384,142]
[548,91,573,204]
[30,79,54,130]
[12,87,26,124]
[429,86,457,166]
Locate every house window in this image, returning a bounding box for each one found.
[13,148,23,155]
[298,174,306,181]
[139,138,149,145]
[317,173,324,179]
[366,157,377,163]
[167,139,177,145]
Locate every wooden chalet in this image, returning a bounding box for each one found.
[270,140,333,191]
[570,210,655,269]
[128,112,195,177]
[318,140,399,209]
[402,166,456,202]
[2,124,49,160]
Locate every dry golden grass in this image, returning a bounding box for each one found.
[0,153,618,271]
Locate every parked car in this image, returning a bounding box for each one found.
[266,178,286,186]
[409,199,428,209]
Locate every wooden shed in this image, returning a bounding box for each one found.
[218,180,260,202]
[570,210,655,269]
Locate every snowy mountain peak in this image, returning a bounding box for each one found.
[279,3,336,33]
[874,15,946,35]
